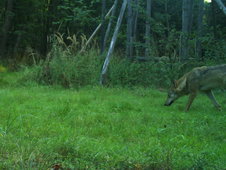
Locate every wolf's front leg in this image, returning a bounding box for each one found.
[185,92,197,112]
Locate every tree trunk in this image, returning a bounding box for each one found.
[100,0,127,85]
[0,0,14,58]
[211,0,217,38]
[145,0,151,58]
[133,0,139,41]
[41,0,57,57]
[196,0,204,60]
[13,32,22,56]
[133,0,139,56]
[100,0,106,54]
[104,0,118,51]
[165,0,170,37]
[188,0,194,32]
[180,0,193,62]
[214,0,226,15]
[126,0,133,58]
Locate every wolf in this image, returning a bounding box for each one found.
[164,64,226,111]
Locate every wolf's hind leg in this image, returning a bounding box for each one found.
[205,90,221,111]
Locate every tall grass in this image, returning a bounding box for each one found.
[19,47,185,88]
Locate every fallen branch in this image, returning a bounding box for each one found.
[214,0,226,15]
[100,0,128,85]
[79,4,115,53]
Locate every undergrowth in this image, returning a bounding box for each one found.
[19,47,206,89]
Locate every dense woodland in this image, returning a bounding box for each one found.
[0,0,226,86]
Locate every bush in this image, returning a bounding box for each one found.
[108,58,175,87]
[21,46,101,88]
[20,47,185,88]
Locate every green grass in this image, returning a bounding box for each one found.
[0,73,226,169]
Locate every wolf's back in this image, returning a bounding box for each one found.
[191,64,226,91]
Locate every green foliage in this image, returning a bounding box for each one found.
[20,48,183,88]
[56,0,98,33]
[0,74,226,169]
[20,44,225,88]
[203,38,226,61]
[23,48,101,88]
[13,0,46,54]
[108,58,174,87]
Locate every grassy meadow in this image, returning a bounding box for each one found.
[0,72,226,169]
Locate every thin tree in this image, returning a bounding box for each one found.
[145,0,152,58]
[132,0,139,55]
[133,0,139,38]
[126,0,133,58]
[188,0,194,31]
[41,0,58,56]
[0,0,14,58]
[196,0,204,60]
[211,0,217,38]
[100,0,106,54]
[180,0,194,61]
[100,0,128,85]
[164,0,170,36]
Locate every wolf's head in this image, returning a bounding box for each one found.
[164,78,187,106]
[164,88,180,106]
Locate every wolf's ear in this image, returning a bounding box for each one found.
[176,78,186,91]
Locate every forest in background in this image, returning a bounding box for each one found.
[0,0,226,87]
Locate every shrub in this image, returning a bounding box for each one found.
[20,48,185,88]
[28,47,101,88]
[0,65,7,72]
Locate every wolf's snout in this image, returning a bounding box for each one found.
[164,100,173,106]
